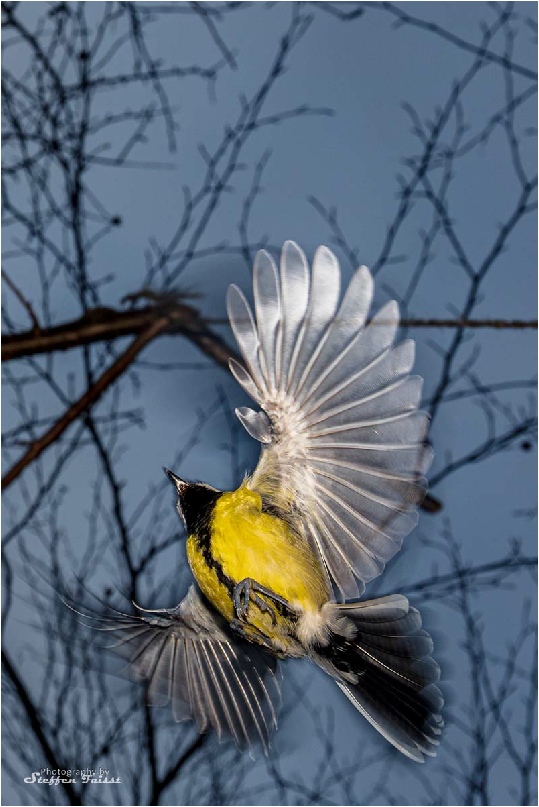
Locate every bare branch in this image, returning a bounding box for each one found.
[2,317,170,491]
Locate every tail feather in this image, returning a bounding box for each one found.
[337,676,441,762]
[313,594,443,763]
[354,639,441,685]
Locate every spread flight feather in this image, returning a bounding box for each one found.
[228,241,433,600]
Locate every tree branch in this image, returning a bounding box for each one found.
[2,317,172,491]
[3,304,535,363]
[2,302,239,366]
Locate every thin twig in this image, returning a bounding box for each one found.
[2,317,170,490]
[2,268,41,331]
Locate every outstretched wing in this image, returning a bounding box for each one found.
[227,241,433,601]
[73,585,281,753]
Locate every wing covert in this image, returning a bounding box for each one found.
[228,241,433,600]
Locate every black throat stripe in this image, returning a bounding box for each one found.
[194,525,235,595]
[180,484,235,595]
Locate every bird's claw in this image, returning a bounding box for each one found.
[233,579,279,625]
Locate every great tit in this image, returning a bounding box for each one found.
[97,241,442,761]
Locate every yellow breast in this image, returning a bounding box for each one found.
[211,486,329,608]
[186,485,330,643]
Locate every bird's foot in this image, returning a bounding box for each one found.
[233,578,291,626]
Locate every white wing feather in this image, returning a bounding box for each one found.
[73,586,281,752]
[228,241,433,600]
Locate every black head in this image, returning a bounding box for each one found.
[164,468,221,534]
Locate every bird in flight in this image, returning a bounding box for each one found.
[93,241,442,762]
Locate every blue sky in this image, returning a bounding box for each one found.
[2,3,537,805]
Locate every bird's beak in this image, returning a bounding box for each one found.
[163,467,187,494]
